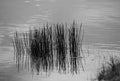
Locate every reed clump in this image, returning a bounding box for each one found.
[97,56,120,81]
[13,21,84,75]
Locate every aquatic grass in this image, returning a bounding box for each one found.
[68,21,84,74]
[29,27,54,74]
[13,22,84,75]
[97,56,120,81]
[13,31,26,71]
[54,23,67,73]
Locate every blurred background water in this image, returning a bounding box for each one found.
[0,0,120,81]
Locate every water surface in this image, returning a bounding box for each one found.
[0,0,120,81]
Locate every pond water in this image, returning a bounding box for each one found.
[0,0,120,81]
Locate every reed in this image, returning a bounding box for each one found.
[13,31,26,71]
[29,27,54,74]
[68,21,84,74]
[54,24,67,73]
[97,56,120,81]
[13,22,84,75]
